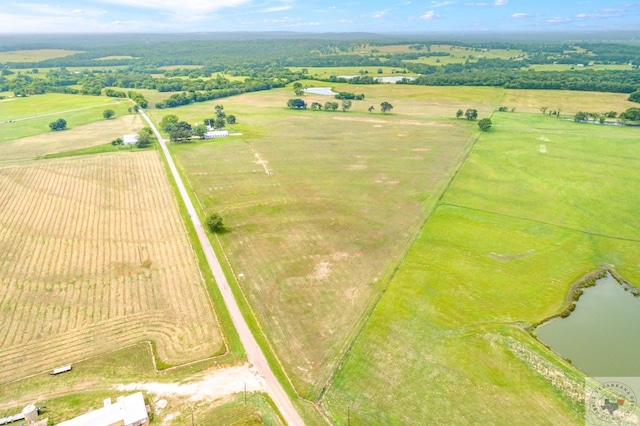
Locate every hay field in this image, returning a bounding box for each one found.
[0,114,143,164]
[156,85,503,397]
[0,151,222,383]
[323,112,640,423]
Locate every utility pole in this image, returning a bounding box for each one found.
[348,405,350,426]
[244,382,247,405]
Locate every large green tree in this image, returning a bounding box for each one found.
[465,109,478,120]
[380,101,393,114]
[287,99,307,109]
[49,118,67,131]
[205,213,224,233]
[478,118,492,131]
[160,114,179,132]
[102,109,115,119]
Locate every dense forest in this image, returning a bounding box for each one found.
[1,34,639,106]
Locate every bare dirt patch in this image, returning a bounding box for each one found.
[116,364,265,402]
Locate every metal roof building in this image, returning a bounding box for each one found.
[57,392,148,426]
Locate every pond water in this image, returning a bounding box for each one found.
[536,274,640,376]
[303,87,337,96]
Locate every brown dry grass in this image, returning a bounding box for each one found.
[0,115,143,163]
[0,151,222,383]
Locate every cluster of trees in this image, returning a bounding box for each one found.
[456,109,478,120]
[103,109,115,119]
[573,108,640,123]
[48,118,67,131]
[309,100,352,111]
[334,92,365,100]
[289,99,392,114]
[127,91,148,108]
[160,106,236,142]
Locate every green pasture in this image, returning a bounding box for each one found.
[323,111,640,423]
[153,84,502,400]
[444,112,640,241]
[0,93,132,142]
[0,49,83,63]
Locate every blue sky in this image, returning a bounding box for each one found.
[1,1,639,34]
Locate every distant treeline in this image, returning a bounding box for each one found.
[402,69,640,93]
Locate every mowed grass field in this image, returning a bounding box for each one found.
[0,93,133,143]
[322,111,640,423]
[0,114,144,164]
[150,84,503,399]
[0,151,222,384]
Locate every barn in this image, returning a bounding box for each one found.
[123,134,139,145]
[57,392,149,426]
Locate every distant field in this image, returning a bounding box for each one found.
[0,151,222,383]
[0,114,144,164]
[0,49,83,63]
[158,65,205,70]
[155,84,502,398]
[0,93,132,142]
[323,112,640,423]
[94,55,138,61]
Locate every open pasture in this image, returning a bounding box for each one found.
[0,93,132,143]
[0,151,222,384]
[323,111,640,423]
[0,114,143,163]
[500,89,635,114]
[159,85,502,397]
[0,49,83,63]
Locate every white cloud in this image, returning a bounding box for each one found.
[97,0,252,14]
[371,10,388,18]
[263,5,292,12]
[510,13,528,19]
[494,0,508,5]
[420,11,439,20]
[547,16,572,24]
[431,1,455,7]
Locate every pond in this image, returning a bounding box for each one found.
[303,87,337,96]
[536,274,640,377]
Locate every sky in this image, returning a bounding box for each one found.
[1,1,639,34]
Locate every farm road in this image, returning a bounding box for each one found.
[0,102,124,124]
[139,109,304,426]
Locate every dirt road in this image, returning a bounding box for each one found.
[139,110,304,425]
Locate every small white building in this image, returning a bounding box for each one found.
[57,392,148,426]
[204,130,229,139]
[123,134,139,145]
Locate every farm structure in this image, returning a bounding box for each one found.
[0,151,222,383]
[123,134,139,145]
[204,130,229,139]
[57,392,148,426]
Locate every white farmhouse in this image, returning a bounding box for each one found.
[123,134,139,145]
